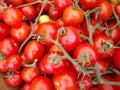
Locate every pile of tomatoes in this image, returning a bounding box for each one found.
[0,0,120,90]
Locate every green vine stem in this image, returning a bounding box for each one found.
[18,0,48,54]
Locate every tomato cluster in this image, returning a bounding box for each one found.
[0,0,120,90]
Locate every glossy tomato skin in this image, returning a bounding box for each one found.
[98,60,107,73]
[4,71,23,87]
[10,23,31,43]
[2,7,23,28]
[93,35,115,59]
[6,55,22,71]
[4,0,24,6]
[0,22,10,40]
[25,0,36,3]
[63,6,84,26]
[20,83,30,90]
[0,38,18,56]
[115,2,120,18]
[35,22,59,47]
[58,26,80,52]
[21,67,40,83]
[55,17,66,28]
[24,40,44,63]
[74,43,98,66]
[20,5,37,20]
[38,52,70,74]
[30,76,53,90]
[98,1,113,21]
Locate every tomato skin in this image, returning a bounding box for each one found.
[55,17,66,28]
[25,0,36,3]
[63,6,84,26]
[38,52,70,74]
[30,76,53,90]
[0,38,18,56]
[4,0,24,6]
[74,43,98,66]
[10,23,31,43]
[0,22,10,40]
[114,75,120,89]
[24,40,45,63]
[6,55,22,71]
[115,2,120,18]
[0,58,8,72]
[35,22,59,47]
[98,1,113,21]
[98,60,107,73]
[20,5,37,20]
[4,71,23,87]
[52,69,79,90]
[2,7,23,28]
[21,67,40,83]
[20,83,30,90]
[0,3,4,20]
[113,48,120,69]
[58,26,80,52]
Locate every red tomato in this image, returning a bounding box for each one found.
[88,88,99,90]
[25,0,36,3]
[52,69,79,90]
[93,35,115,59]
[0,3,4,20]
[98,60,107,73]
[20,5,37,20]
[98,1,113,21]
[55,17,66,28]
[10,23,31,43]
[30,76,53,90]
[115,2,120,18]
[38,52,70,74]
[74,43,98,66]
[20,83,30,90]
[63,6,84,26]
[4,0,24,6]
[114,75,120,89]
[6,55,22,71]
[24,40,45,62]
[58,26,80,52]
[35,22,59,47]
[21,67,40,83]
[0,22,10,40]
[0,38,18,56]
[2,7,23,28]
[4,71,23,87]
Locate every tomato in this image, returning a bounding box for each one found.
[0,38,18,56]
[20,5,37,20]
[98,1,113,21]
[114,75,120,89]
[21,67,40,83]
[52,69,79,90]
[74,43,98,66]
[98,60,107,73]
[63,6,84,26]
[54,0,73,13]
[30,76,53,90]
[55,17,66,28]
[4,71,23,87]
[0,22,10,40]
[93,35,115,59]
[113,48,120,69]
[20,83,30,90]
[88,88,99,90]
[10,23,31,43]
[0,58,8,72]
[38,52,70,74]
[115,2,120,18]
[79,0,97,10]
[6,55,22,71]
[49,44,61,52]
[2,7,23,28]
[25,0,36,3]
[58,26,80,52]
[4,0,24,6]
[39,15,50,24]
[35,22,59,47]
[24,40,45,63]
[0,3,4,20]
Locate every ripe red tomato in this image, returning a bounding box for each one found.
[114,75,120,89]
[98,1,113,21]
[30,76,53,90]
[58,26,80,52]
[6,55,22,71]
[20,83,30,90]
[24,40,45,62]
[98,60,107,73]
[21,67,40,83]
[2,7,23,28]
[93,35,115,59]
[4,0,24,6]
[10,23,31,43]
[25,0,36,3]
[38,52,70,74]
[0,38,18,56]
[74,43,98,66]
[35,22,59,47]
[20,5,37,20]
[0,3,4,20]
[4,71,23,87]
[52,69,79,90]
[55,17,66,28]
[115,2,120,18]
[63,6,84,26]
[0,22,10,40]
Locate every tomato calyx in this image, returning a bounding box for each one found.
[58,27,67,36]
[3,71,14,79]
[0,53,6,60]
